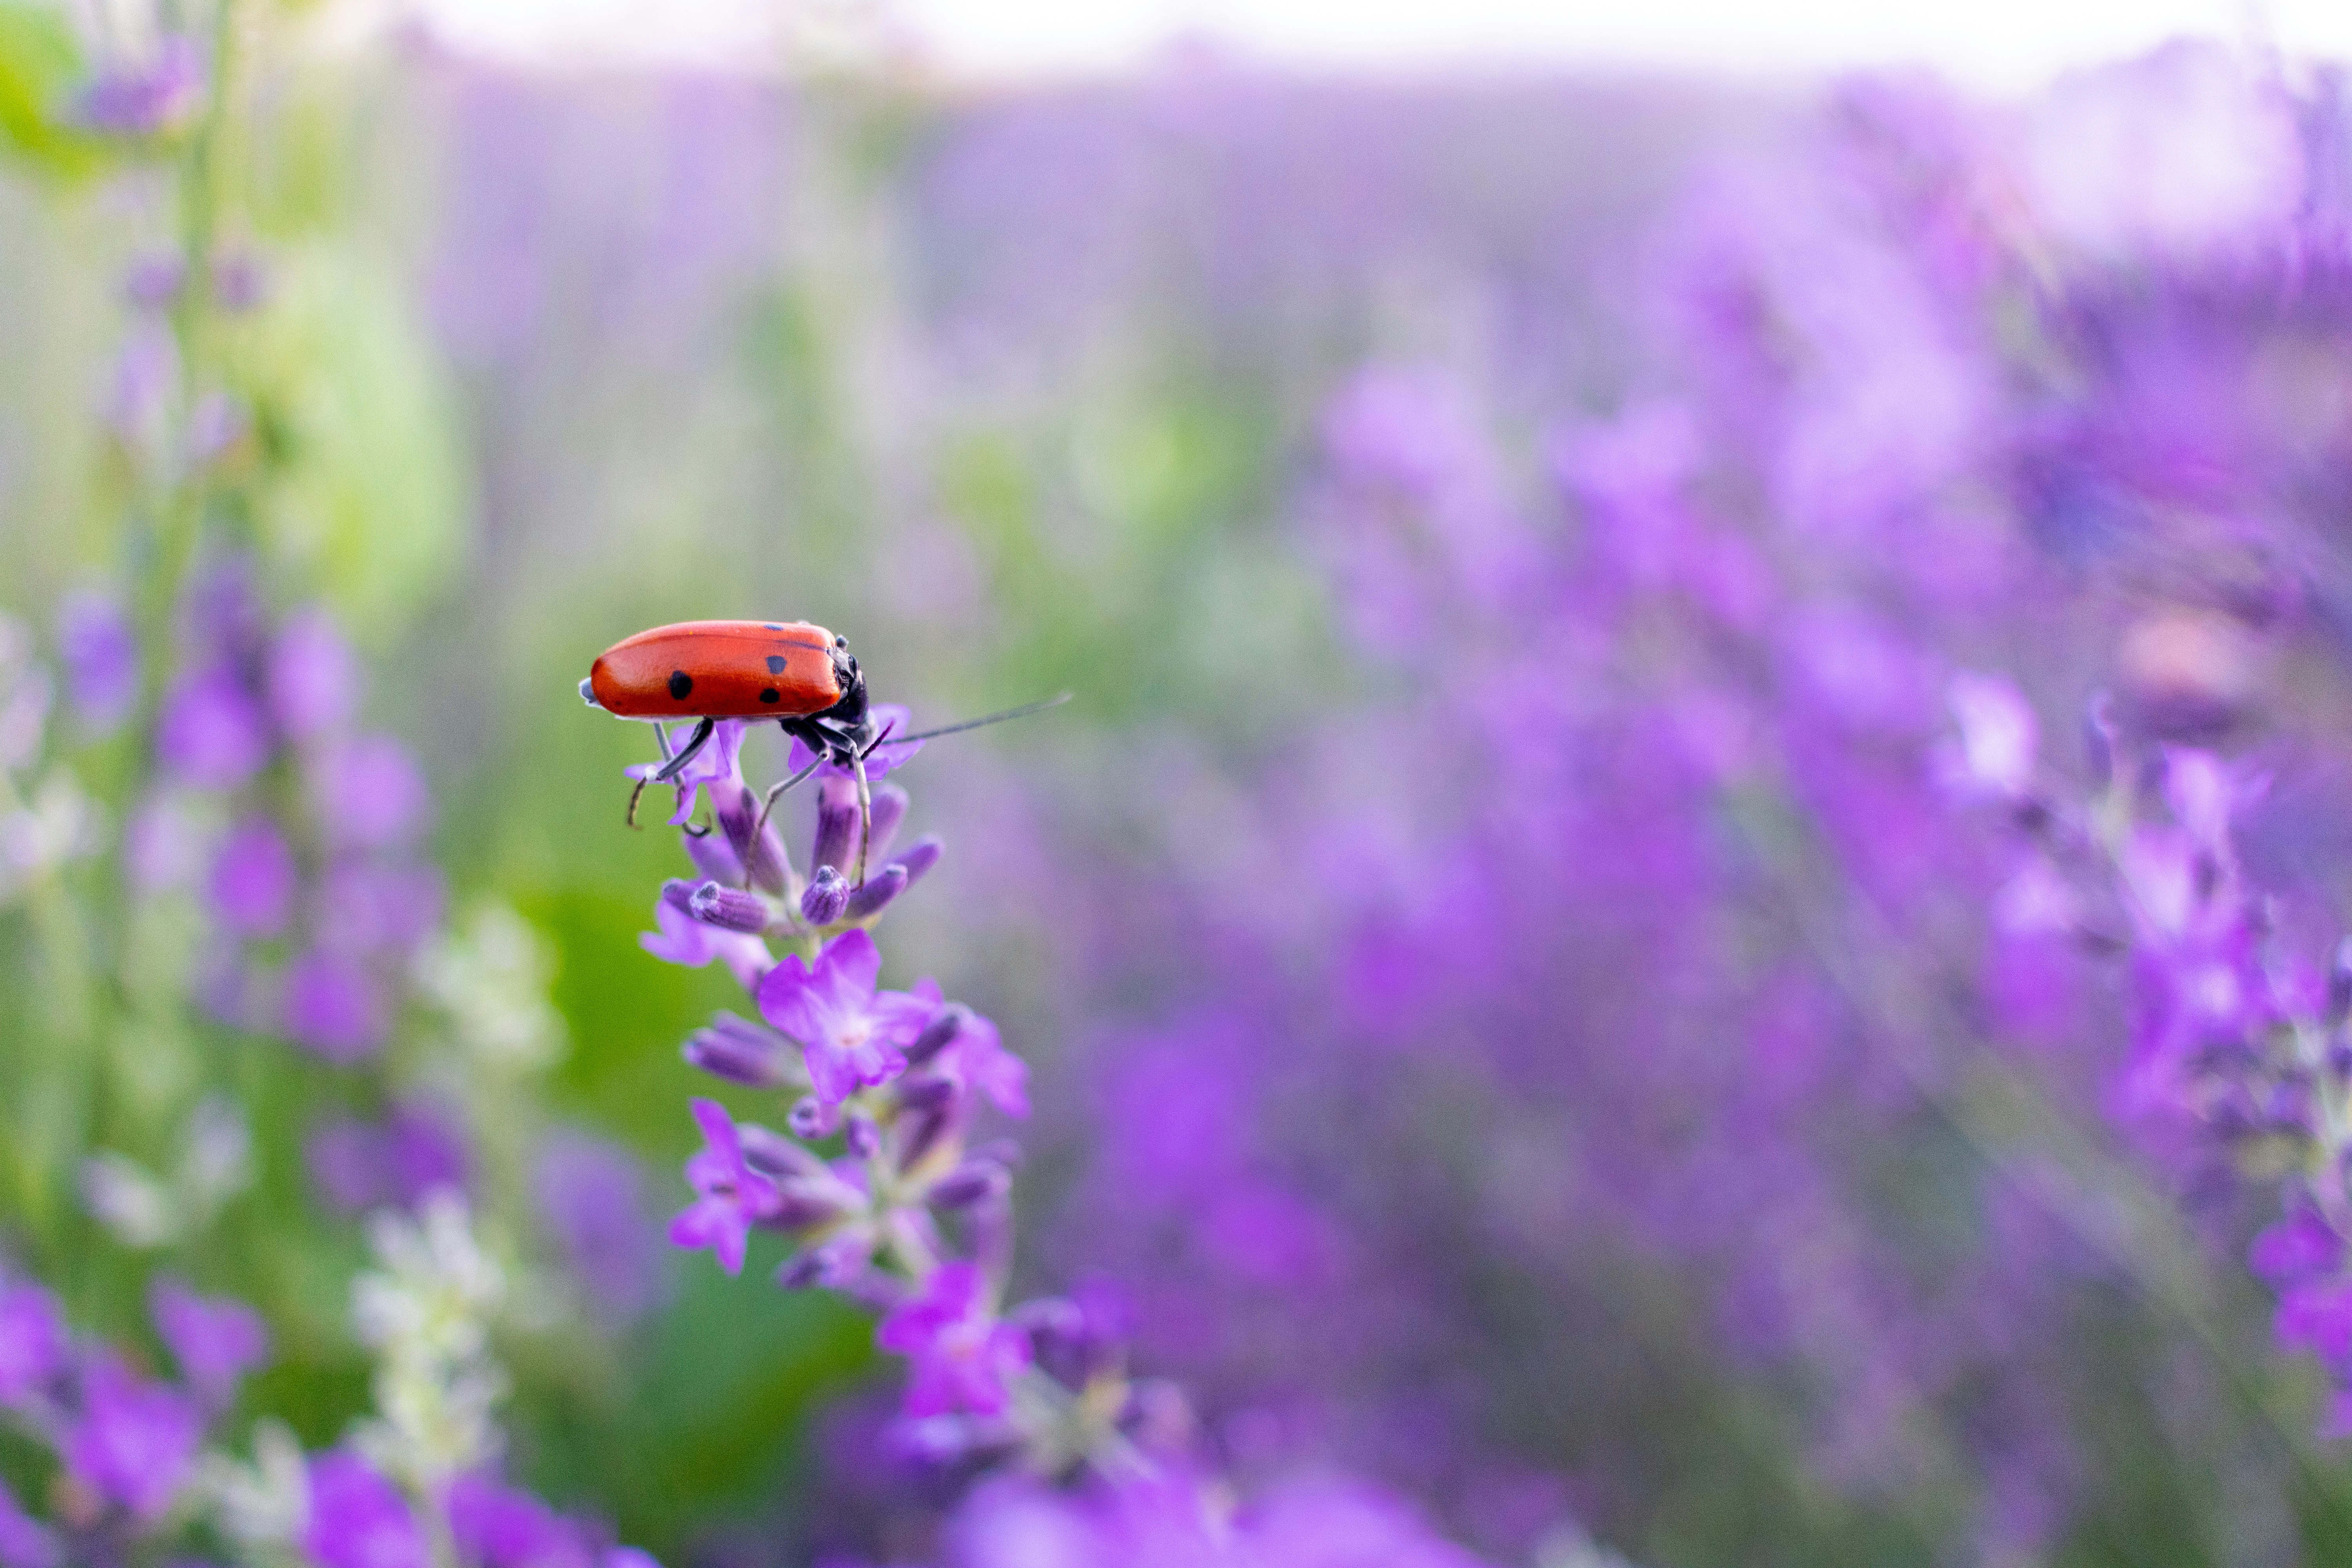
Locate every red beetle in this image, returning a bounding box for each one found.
[583,619,1063,885]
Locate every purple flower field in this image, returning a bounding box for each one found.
[6,5,2352,1564]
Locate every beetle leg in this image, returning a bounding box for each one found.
[625,776,650,829]
[652,717,716,784]
[750,758,823,857]
[851,750,873,889]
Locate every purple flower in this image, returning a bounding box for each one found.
[2280,1282,2352,1364]
[305,1449,429,1568]
[0,1288,64,1410]
[77,36,205,136]
[282,950,388,1063]
[875,1263,1030,1418]
[123,253,188,309]
[306,1100,470,1216]
[757,929,937,1108]
[61,1359,202,1519]
[149,1277,269,1406]
[207,816,298,937]
[0,1483,57,1568]
[788,703,923,782]
[446,1473,593,1568]
[536,1131,668,1327]
[2252,1207,2345,1290]
[55,592,138,735]
[314,734,431,848]
[267,608,358,741]
[156,670,272,789]
[323,862,447,956]
[669,1099,783,1276]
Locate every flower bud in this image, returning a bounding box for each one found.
[898,1106,955,1174]
[811,778,861,876]
[927,1158,1011,1211]
[906,1005,969,1067]
[789,1096,837,1140]
[683,1013,797,1089]
[737,1122,829,1183]
[894,837,944,889]
[687,880,771,935]
[895,1073,957,1112]
[800,866,850,926]
[865,783,911,862]
[776,1229,871,1291]
[685,829,744,886]
[717,779,792,896]
[2329,938,2352,1029]
[843,864,909,922]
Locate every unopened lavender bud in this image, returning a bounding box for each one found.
[811,777,861,876]
[867,783,910,864]
[844,1113,881,1160]
[661,878,698,916]
[688,880,771,934]
[896,1073,957,1112]
[906,1004,969,1067]
[843,864,908,922]
[737,1122,829,1181]
[789,1096,837,1140]
[717,779,792,896]
[928,1158,1010,1210]
[684,1013,793,1088]
[898,1106,954,1173]
[800,866,850,926]
[777,1230,870,1291]
[1014,1296,1093,1386]
[894,836,944,888]
[2329,938,2352,1027]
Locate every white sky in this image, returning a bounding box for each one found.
[404,0,2352,89]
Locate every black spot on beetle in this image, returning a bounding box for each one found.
[766,655,789,674]
[668,670,693,701]
[760,688,781,704]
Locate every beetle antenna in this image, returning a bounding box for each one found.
[866,692,1072,752]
